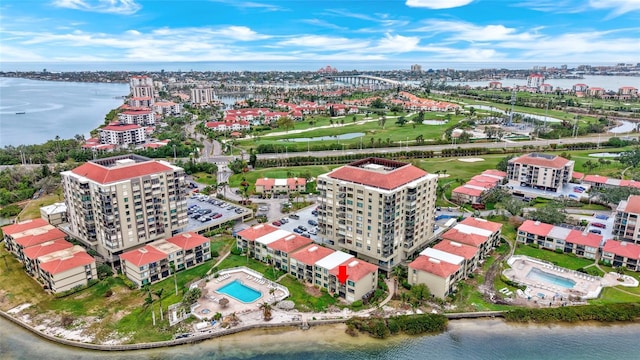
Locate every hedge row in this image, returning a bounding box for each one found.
[345,314,448,339]
[504,303,640,323]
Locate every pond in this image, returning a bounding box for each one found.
[422,120,447,125]
[465,105,562,123]
[279,132,365,142]
[609,120,636,133]
[589,152,622,158]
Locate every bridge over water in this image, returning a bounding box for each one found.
[327,74,405,88]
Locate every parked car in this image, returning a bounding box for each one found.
[589,229,602,234]
[311,210,318,216]
[297,225,308,232]
[592,222,607,229]
[272,221,282,226]
[280,218,289,224]
[198,209,212,215]
[301,232,311,238]
[212,213,223,219]
[199,216,211,222]
[308,228,317,235]
[293,227,303,234]
[308,219,318,226]
[595,214,609,220]
[289,214,300,220]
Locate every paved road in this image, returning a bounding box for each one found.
[256,134,618,160]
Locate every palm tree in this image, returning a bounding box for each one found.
[169,263,178,296]
[154,288,164,321]
[260,302,273,321]
[265,254,275,278]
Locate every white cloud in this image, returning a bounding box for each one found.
[278,35,370,51]
[300,19,347,30]
[411,20,541,42]
[214,26,270,41]
[589,0,640,16]
[0,44,46,61]
[373,33,421,52]
[406,0,474,9]
[209,0,285,12]
[51,0,141,15]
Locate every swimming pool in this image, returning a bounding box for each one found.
[217,279,262,303]
[526,268,576,289]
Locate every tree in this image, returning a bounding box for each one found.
[181,287,202,311]
[154,288,165,321]
[276,116,295,132]
[378,116,387,129]
[170,263,178,296]
[395,116,407,126]
[528,202,567,224]
[496,155,515,171]
[499,197,525,217]
[260,302,273,321]
[619,148,640,168]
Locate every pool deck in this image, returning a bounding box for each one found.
[190,267,290,322]
[503,255,638,305]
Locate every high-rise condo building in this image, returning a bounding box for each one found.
[61,154,188,262]
[316,158,438,271]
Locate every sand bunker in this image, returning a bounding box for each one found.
[458,158,485,163]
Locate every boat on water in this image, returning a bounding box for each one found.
[15,111,26,114]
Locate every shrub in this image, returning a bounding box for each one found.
[211,250,220,258]
[104,289,114,298]
[350,300,363,310]
[119,274,137,290]
[230,247,242,255]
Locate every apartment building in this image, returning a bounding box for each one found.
[613,195,640,244]
[601,240,640,271]
[408,254,464,299]
[254,177,307,196]
[23,238,74,276]
[433,239,480,276]
[119,232,211,287]
[153,101,182,117]
[2,218,67,262]
[191,86,216,105]
[517,220,602,259]
[316,158,438,270]
[40,202,68,226]
[118,109,156,126]
[37,245,97,293]
[130,75,155,102]
[506,153,574,194]
[99,124,146,146]
[61,154,188,262]
[235,224,378,303]
[441,217,503,259]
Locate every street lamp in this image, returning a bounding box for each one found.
[173,144,176,160]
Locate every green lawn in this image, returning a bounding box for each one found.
[215,253,285,281]
[589,287,640,305]
[192,171,217,185]
[277,275,338,312]
[513,244,593,270]
[228,165,338,192]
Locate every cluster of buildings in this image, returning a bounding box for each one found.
[408,217,502,298]
[235,224,378,303]
[390,91,461,112]
[83,76,182,150]
[451,169,507,205]
[506,153,575,195]
[2,218,97,293]
[488,74,639,99]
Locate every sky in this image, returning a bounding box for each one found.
[0,0,639,65]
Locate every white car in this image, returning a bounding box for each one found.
[308,228,317,235]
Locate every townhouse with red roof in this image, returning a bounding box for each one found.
[618,86,638,100]
[517,220,602,259]
[601,240,640,271]
[153,101,182,116]
[2,218,68,262]
[22,239,74,276]
[451,170,505,205]
[205,120,250,132]
[408,253,464,299]
[254,177,306,196]
[441,217,503,259]
[433,239,480,276]
[118,108,156,126]
[581,174,640,191]
[235,224,377,303]
[120,232,211,287]
[36,246,97,293]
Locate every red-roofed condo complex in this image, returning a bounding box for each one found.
[506,153,574,194]
[61,154,188,262]
[317,158,438,271]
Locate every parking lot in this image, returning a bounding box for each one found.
[269,205,321,243]
[184,194,252,233]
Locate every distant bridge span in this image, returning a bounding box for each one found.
[327,74,403,87]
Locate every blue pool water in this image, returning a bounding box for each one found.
[526,268,576,289]
[217,279,262,303]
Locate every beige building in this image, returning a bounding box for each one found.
[37,245,97,293]
[408,254,464,299]
[39,202,68,226]
[99,124,146,146]
[191,86,216,106]
[119,232,211,287]
[506,153,574,194]
[130,76,155,102]
[61,154,188,262]
[602,240,640,271]
[254,177,307,195]
[317,158,438,271]
[2,218,68,262]
[613,195,640,244]
[441,217,502,259]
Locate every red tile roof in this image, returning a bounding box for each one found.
[441,228,488,247]
[583,174,608,184]
[39,249,94,275]
[460,217,502,233]
[510,153,571,169]
[409,256,460,278]
[603,240,640,260]
[326,160,428,190]
[290,244,334,264]
[572,171,584,180]
[236,224,279,241]
[621,195,640,214]
[452,186,484,197]
[433,240,478,260]
[102,124,141,131]
[167,232,209,250]
[2,218,48,235]
[70,160,174,184]
[268,234,313,254]
[23,239,74,260]
[564,230,602,248]
[329,258,377,282]
[14,227,67,248]
[518,220,554,236]
[119,245,167,267]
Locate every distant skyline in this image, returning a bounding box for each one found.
[0,0,639,64]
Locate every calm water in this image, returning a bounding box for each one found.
[447,75,639,93]
[0,77,128,147]
[1,317,640,360]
